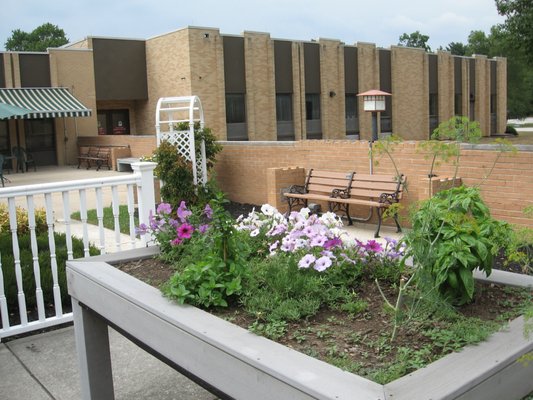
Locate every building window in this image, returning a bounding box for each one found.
[276,94,293,121]
[276,94,294,140]
[97,109,130,135]
[305,94,322,139]
[345,94,359,136]
[305,94,320,120]
[429,93,439,135]
[454,94,462,116]
[226,94,247,140]
[24,118,56,166]
[226,94,246,123]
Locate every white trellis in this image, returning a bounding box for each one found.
[155,96,207,186]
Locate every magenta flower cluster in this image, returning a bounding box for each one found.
[136,201,213,246]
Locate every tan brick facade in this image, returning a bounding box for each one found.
[214,141,533,229]
[474,55,490,136]
[437,50,455,124]
[1,26,509,168]
[391,46,429,140]
[319,39,345,139]
[356,42,379,141]
[244,31,277,141]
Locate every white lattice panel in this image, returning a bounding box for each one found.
[155,96,208,186]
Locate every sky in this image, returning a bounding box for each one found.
[1,0,505,51]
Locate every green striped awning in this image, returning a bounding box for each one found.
[0,87,92,119]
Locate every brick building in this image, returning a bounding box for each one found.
[0,26,506,166]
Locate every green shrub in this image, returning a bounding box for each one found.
[505,125,518,135]
[1,231,99,311]
[0,203,47,235]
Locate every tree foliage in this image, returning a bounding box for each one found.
[398,31,431,52]
[496,0,533,62]
[5,23,68,51]
[444,42,469,56]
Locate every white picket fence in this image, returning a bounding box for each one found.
[0,162,157,341]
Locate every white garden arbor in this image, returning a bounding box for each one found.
[155,96,207,186]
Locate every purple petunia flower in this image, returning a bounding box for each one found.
[177,201,192,223]
[310,235,327,247]
[157,202,172,215]
[364,240,383,253]
[198,224,209,234]
[324,237,342,250]
[177,223,194,239]
[135,223,148,236]
[298,254,316,269]
[171,237,182,246]
[204,204,213,219]
[313,256,332,272]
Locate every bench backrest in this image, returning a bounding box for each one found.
[305,169,355,196]
[87,147,100,157]
[350,174,406,200]
[97,148,111,159]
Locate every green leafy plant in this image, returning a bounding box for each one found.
[163,193,250,308]
[147,123,222,208]
[405,185,512,305]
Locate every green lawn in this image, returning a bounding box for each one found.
[71,205,138,235]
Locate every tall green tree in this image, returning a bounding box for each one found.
[496,0,533,62]
[5,23,68,51]
[398,31,431,52]
[444,42,469,56]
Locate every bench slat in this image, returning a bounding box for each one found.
[310,170,353,180]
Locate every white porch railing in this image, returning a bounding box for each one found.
[0,162,157,341]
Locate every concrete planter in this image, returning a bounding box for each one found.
[67,248,533,400]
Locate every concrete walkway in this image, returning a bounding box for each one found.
[0,166,403,399]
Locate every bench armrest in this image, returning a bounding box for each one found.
[379,192,399,205]
[287,184,307,194]
[331,188,350,199]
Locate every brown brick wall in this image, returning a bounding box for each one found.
[391,46,429,140]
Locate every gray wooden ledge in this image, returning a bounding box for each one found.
[67,248,533,400]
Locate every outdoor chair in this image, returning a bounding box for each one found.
[12,146,36,172]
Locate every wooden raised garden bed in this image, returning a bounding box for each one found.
[67,247,533,400]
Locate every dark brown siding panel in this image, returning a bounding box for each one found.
[490,61,497,95]
[93,38,148,101]
[379,49,391,92]
[274,40,293,93]
[223,36,246,93]
[0,54,5,87]
[454,57,462,94]
[304,43,320,93]
[20,54,51,87]
[344,46,358,94]
[428,54,438,94]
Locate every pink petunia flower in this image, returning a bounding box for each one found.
[177,223,194,239]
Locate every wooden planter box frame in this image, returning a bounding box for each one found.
[67,247,533,400]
